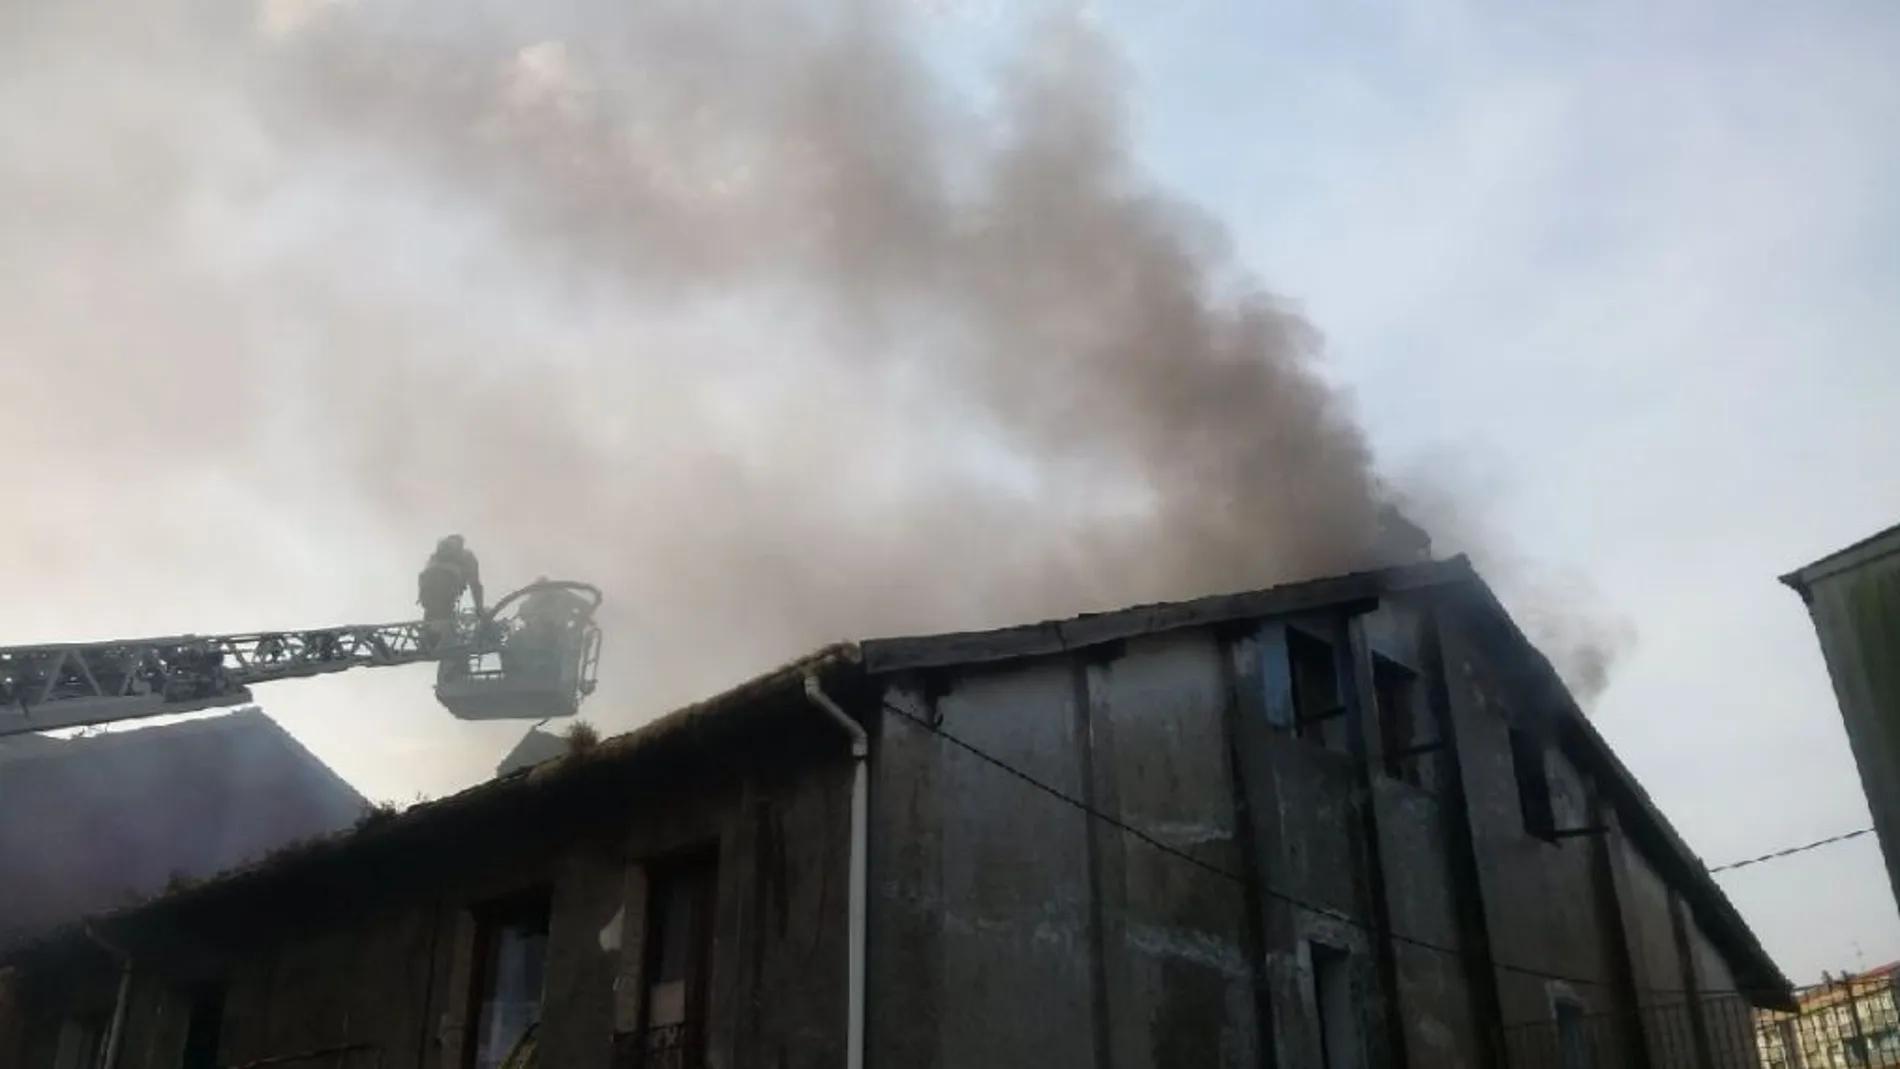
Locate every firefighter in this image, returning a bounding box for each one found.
[509,577,586,678]
[518,577,586,631]
[418,535,484,648]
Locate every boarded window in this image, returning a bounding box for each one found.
[1311,943,1364,1069]
[1373,656,1421,785]
[467,892,552,1069]
[634,852,719,1069]
[1510,725,1557,841]
[1288,628,1345,749]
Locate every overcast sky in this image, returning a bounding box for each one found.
[1066,0,1900,983]
[6,0,1898,988]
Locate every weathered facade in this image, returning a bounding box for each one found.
[1782,521,1900,913]
[0,557,1790,1069]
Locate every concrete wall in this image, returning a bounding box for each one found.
[867,594,1771,1069]
[1442,602,1769,1069]
[10,750,853,1069]
[1438,615,1623,1018]
[1686,910,1760,1069]
[869,604,1483,1069]
[869,657,1105,1069]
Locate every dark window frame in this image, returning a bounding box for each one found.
[631,847,720,1069]
[1550,988,1594,1069]
[1310,941,1363,1069]
[51,1014,104,1069]
[180,979,228,1069]
[1510,724,1558,842]
[1372,654,1423,786]
[463,887,554,1069]
[1286,626,1347,750]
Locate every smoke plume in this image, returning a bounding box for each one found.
[0,0,1623,722]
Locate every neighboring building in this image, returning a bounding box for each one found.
[0,557,1791,1069]
[495,727,569,778]
[0,708,369,948]
[1782,522,1900,911]
[1757,963,1900,1069]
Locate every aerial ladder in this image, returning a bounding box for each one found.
[0,567,604,740]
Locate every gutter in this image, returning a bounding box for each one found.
[803,675,867,1069]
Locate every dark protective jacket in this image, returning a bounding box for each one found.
[418,543,484,617]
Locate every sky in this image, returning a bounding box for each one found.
[5,0,1899,987]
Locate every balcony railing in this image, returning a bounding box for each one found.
[1501,984,1900,1069]
[612,1022,699,1069]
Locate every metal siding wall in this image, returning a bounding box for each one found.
[1807,555,1900,907]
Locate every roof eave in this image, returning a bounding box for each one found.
[1782,521,1900,598]
[861,556,1477,674]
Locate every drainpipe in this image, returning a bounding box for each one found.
[81,921,132,1069]
[803,675,867,1069]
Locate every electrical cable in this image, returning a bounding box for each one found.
[1707,828,1876,875]
[880,698,1849,1001]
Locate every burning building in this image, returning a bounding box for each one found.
[0,557,1786,1069]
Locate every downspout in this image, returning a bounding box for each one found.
[803,675,867,1069]
[81,921,132,1069]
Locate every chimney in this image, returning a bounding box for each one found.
[1375,504,1434,564]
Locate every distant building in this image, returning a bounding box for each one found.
[0,708,368,946]
[1,558,1790,1069]
[495,726,569,778]
[1782,522,1900,910]
[1758,962,1900,1069]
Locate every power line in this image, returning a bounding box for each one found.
[879,698,1834,1001]
[1708,827,1876,875]
[882,700,1621,992]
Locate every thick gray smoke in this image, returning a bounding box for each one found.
[0,0,1624,716]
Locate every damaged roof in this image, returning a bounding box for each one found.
[0,561,1791,1007]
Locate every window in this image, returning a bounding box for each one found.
[467,892,552,1069]
[51,1017,101,1069]
[632,853,719,1069]
[1510,725,1557,841]
[1373,656,1421,784]
[181,982,227,1069]
[1288,629,1344,748]
[1553,993,1593,1069]
[1310,943,1364,1069]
